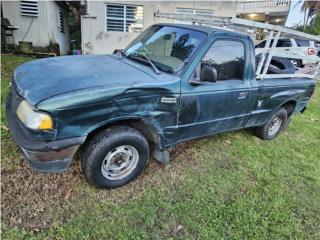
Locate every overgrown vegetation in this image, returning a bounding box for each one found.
[1,55,320,239]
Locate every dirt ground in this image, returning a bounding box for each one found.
[1,138,194,231]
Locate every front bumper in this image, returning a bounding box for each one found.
[6,88,86,173]
[20,145,80,173]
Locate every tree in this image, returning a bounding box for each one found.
[294,0,320,28]
[295,12,320,35]
[301,0,320,28]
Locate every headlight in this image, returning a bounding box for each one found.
[16,100,53,130]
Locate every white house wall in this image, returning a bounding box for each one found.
[81,1,238,54]
[2,0,69,54]
[2,1,51,47]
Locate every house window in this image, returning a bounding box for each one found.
[106,4,143,32]
[20,0,39,17]
[175,8,214,24]
[59,12,65,33]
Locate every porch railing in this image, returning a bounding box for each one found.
[237,0,290,13]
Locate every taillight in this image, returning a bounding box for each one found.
[308,48,316,55]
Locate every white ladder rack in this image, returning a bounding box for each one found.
[154,12,320,80]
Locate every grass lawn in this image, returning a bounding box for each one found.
[1,55,320,239]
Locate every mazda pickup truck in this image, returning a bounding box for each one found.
[6,24,317,188]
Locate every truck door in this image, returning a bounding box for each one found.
[177,37,253,141]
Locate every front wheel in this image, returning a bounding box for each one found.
[81,126,150,188]
[253,108,288,140]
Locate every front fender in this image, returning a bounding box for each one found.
[84,116,165,148]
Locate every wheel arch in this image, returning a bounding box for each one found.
[259,99,297,127]
[280,100,297,117]
[83,118,164,151]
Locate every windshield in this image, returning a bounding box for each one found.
[123,25,207,73]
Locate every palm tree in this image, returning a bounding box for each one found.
[293,0,320,28]
[300,1,320,27]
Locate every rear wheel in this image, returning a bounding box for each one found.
[81,126,150,188]
[253,108,288,140]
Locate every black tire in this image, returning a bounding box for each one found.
[81,126,150,188]
[268,57,295,74]
[255,55,295,74]
[253,108,288,140]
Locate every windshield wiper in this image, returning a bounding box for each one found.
[129,53,161,75]
[120,50,126,58]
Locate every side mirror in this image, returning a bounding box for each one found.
[200,65,217,82]
[113,49,123,54]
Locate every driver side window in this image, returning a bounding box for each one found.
[202,39,245,81]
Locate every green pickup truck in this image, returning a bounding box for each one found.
[6,24,316,188]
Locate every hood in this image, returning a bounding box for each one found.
[13,55,158,106]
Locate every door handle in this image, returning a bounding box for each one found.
[238,91,248,99]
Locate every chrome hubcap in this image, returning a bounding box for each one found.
[268,116,282,136]
[101,145,139,180]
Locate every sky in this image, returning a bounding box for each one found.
[286,0,304,27]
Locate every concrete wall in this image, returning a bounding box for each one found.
[81,1,238,54]
[2,1,69,54]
